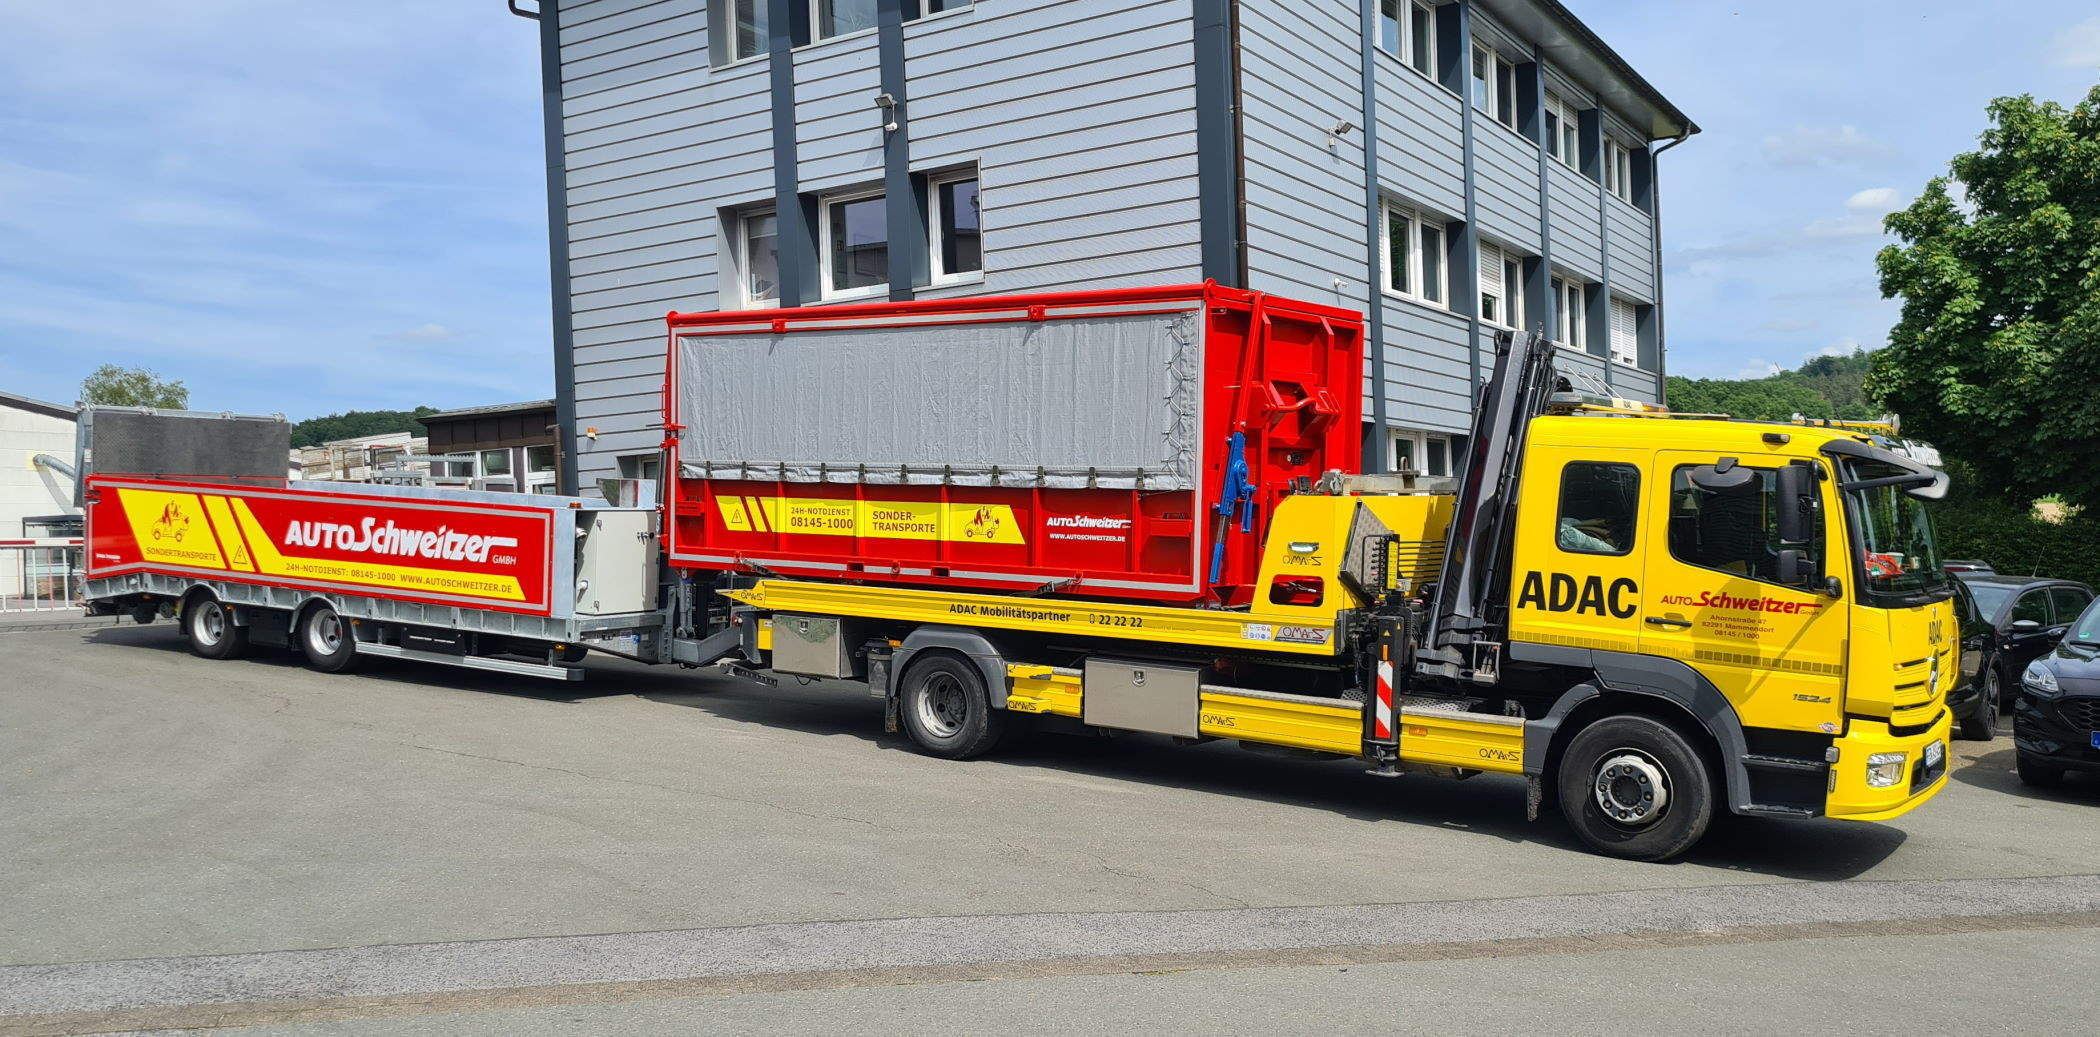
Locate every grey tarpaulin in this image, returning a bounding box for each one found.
[676,309,1201,490]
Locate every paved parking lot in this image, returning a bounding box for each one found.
[4,620,2099,1034]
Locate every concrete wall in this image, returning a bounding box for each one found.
[0,402,78,538]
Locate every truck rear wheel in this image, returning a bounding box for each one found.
[1556,715,1714,862]
[299,604,358,674]
[184,596,248,660]
[898,654,1004,760]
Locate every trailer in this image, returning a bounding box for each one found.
[81,284,1959,861]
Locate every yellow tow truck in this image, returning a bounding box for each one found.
[712,327,1955,861]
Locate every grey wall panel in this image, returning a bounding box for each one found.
[1380,304,1473,434]
[793,32,885,192]
[1546,162,1601,280]
[1605,196,1655,301]
[1238,0,1370,311]
[1473,122,1542,253]
[1373,63,1465,218]
[559,0,687,46]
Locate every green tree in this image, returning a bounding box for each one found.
[1870,84,2100,507]
[289,407,439,448]
[1664,350,1881,423]
[78,365,189,408]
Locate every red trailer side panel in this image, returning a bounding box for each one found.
[85,477,559,616]
[662,284,1363,605]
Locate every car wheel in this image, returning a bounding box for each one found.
[898,653,1004,760]
[184,596,248,660]
[1556,715,1715,862]
[299,604,359,674]
[1958,666,2001,741]
[2015,751,2063,789]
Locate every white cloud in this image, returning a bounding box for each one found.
[1735,360,1784,379]
[1845,187,1900,211]
[2049,16,2100,67]
[1760,125,1894,169]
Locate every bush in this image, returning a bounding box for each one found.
[1933,485,2100,588]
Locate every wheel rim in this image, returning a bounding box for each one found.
[195,602,225,646]
[1982,670,2000,729]
[1592,748,1672,828]
[308,610,343,655]
[915,672,969,739]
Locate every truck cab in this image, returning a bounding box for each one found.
[1501,409,1954,848]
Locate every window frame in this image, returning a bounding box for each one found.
[1608,296,1640,367]
[736,207,780,309]
[1666,462,1827,590]
[1379,0,1438,78]
[1556,461,1640,557]
[925,169,983,286]
[810,0,879,42]
[1390,429,1454,477]
[1545,91,1581,168]
[1604,138,1635,202]
[728,0,769,62]
[1472,41,1517,131]
[818,185,889,302]
[1553,275,1585,350]
[1380,202,1449,309]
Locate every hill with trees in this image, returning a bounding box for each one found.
[1665,351,1879,422]
[289,407,439,448]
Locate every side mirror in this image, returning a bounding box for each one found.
[1689,457,1756,492]
[2011,619,2043,633]
[1775,463,1814,546]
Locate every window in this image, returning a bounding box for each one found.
[1479,243,1523,330]
[1382,203,1447,307]
[1608,297,1639,367]
[2011,591,2051,626]
[1472,42,1515,130]
[728,0,768,61]
[1553,276,1585,349]
[1557,462,1639,555]
[929,173,981,283]
[1379,0,1437,76]
[813,0,877,39]
[526,445,556,474]
[1604,139,1634,202]
[1545,92,1580,168]
[2049,587,2092,623]
[479,449,511,478]
[1668,464,1823,586]
[820,189,888,299]
[739,209,779,307]
[1391,430,1453,477]
[617,454,662,481]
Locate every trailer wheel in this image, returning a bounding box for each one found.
[299,604,358,673]
[898,653,1004,760]
[1556,715,1714,862]
[184,596,248,660]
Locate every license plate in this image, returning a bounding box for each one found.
[1924,741,1945,767]
[2090,732,2099,750]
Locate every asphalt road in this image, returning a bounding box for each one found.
[3,621,2098,1034]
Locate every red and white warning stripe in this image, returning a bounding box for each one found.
[1373,658,1395,740]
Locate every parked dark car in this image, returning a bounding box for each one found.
[2012,595,2100,786]
[1949,574,2094,741]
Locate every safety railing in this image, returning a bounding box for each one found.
[0,538,83,614]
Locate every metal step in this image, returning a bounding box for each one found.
[1741,753,1829,774]
[355,641,584,681]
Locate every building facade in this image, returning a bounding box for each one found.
[418,400,561,493]
[526,0,1694,491]
[0,390,80,538]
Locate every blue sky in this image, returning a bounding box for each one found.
[2,2,2098,418]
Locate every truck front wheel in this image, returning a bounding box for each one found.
[299,604,358,674]
[1556,715,1714,862]
[184,596,248,660]
[898,653,1004,760]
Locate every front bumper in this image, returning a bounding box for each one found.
[2012,693,2100,772]
[1825,709,1952,822]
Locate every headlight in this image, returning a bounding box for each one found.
[1866,751,1907,788]
[2022,661,2062,697]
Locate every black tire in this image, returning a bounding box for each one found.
[1556,715,1715,862]
[1958,666,2001,741]
[2016,752,2063,789]
[898,653,1004,760]
[183,596,248,660]
[298,603,358,673]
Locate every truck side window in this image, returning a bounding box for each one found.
[1668,464,1821,586]
[1556,462,1639,556]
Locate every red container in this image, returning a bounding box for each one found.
[662,283,1363,605]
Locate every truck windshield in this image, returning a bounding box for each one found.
[1843,458,1951,605]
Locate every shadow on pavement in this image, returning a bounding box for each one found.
[1952,745,2100,805]
[79,622,1914,875]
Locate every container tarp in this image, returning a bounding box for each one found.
[677,309,1201,490]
